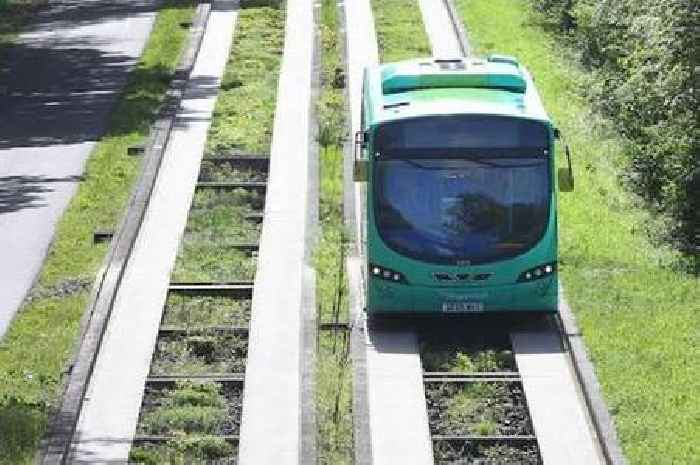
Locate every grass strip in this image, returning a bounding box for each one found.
[131,382,240,465]
[314,0,353,463]
[205,4,285,155]
[370,0,431,62]
[0,3,196,464]
[150,333,248,375]
[162,295,251,327]
[172,189,263,282]
[421,345,515,373]
[456,1,700,463]
[426,382,532,436]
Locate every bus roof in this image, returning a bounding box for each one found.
[363,56,550,127]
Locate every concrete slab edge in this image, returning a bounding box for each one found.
[300,0,321,462]
[348,257,373,465]
[338,0,373,463]
[441,0,470,57]
[39,5,212,464]
[338,0,356,245]
[557,287,627,465]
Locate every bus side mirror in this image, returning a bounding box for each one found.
[354,131,368,182]
[558,144,574,192]
[354,159,368,182]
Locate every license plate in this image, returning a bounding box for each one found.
[441,301,484,313]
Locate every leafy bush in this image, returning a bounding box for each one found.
[531,0,699,271]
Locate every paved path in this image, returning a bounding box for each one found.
[0,0,158,338]
[68,3,237,463]
[237,0,316,461]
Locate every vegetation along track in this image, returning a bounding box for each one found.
[420,322,541,465]
[130,5,284,465]
[129,160,265,464]
[456,1,699,463]
[129,3,285,463]
[315,0,353,463]
[1,2,197,464]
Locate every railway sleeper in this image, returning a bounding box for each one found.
[132,434,239,444]
[146,374,245,384]
[158,325,249,336]
[168,282,254,298]
[195,181,267,191]
[202,154,270,171]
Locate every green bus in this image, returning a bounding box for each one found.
[354,55,574,314]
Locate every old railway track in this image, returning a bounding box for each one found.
[129,153,268,463]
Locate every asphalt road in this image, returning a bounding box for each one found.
[0,0,158,338]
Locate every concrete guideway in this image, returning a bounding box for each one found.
[67,3,238,463]
[417,0,464,58]
[236,0,316,461]
[344,0,434,464]
[511,332,605,465]
[0,0,159,338]
[366,329,433,465]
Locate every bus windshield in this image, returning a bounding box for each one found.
[374,156,550,265]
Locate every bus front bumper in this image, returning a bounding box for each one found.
[367,276,558,314]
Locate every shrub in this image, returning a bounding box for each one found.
[530,0,699,271]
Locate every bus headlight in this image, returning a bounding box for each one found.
[517,262,557,282]
[370,263,406,284]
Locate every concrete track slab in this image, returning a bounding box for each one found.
[0,0,160,338]
[68,4,237,463]
[511,331,604,465]
[344,2,433,463]
[365,329,433,465]
[236,0,315,462]
[417,0,463,58]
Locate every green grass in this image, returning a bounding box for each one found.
[162,295,251,327]
[206,5,285,155]
[315,1,353,463]
[172,189,262,282]
[445,384,499,432]
[0,3,196,463]
[131,382,236,464]
[370,0,431,62]
[421,347,516,373]
[456,1,700,463]
[130,438,234,465]
[150,334,248,375]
